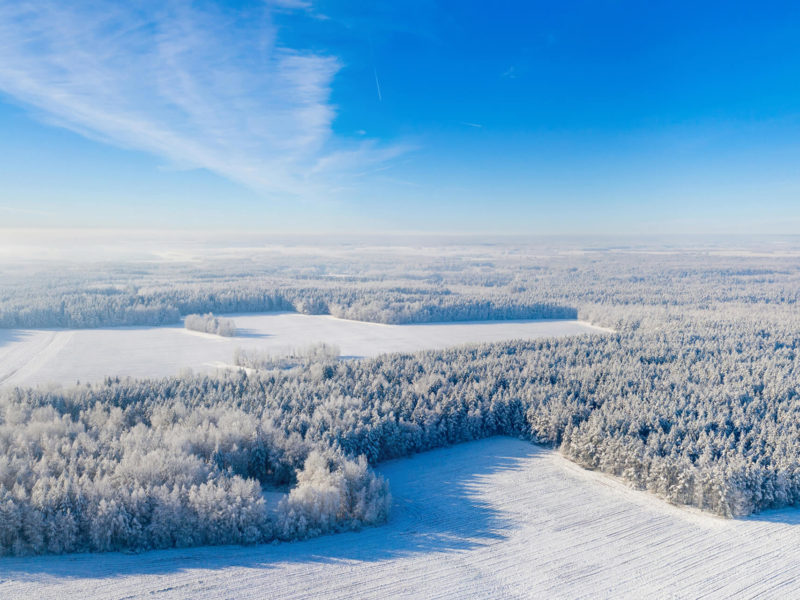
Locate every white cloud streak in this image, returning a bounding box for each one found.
[0,0,400,198]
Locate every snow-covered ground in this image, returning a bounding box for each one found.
[0,313,604,388]
[2,437,799,599]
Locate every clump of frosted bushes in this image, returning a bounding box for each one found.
[234,342,340,371]
[184,313,237,336]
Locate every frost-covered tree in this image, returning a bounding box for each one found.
[184,313,237,336]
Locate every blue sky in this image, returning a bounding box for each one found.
[1,0,799,234]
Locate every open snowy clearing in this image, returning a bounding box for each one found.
[0,313,605,388]
[2,437,799,599]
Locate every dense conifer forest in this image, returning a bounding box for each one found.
[1,240,799,555]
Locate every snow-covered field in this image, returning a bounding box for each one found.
[0,313,604,388]
[2,437,798,599]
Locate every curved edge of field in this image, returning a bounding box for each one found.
[0,314,607,388]
[2,437,799,600]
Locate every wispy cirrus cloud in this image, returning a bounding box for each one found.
[0,0,401,198]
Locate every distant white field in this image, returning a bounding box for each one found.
[0,313,604,388]
[2,437,799,599]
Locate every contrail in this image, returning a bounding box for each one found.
[368,31,382,102]
[373,67,383,101]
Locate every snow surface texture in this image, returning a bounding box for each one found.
[0,314,602,387]
[2,437,799,599]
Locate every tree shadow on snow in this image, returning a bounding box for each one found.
[400,318,577,328]
[1,437,540,580]
[742,506,800,525]
[0,328,26,349]
[233,328,271,339]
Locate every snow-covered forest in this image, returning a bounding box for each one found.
[1,239,796,330]
[1,239,800,555]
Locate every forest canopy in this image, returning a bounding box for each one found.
[1,241,799,555]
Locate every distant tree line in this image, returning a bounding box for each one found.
[1,249,798,331]
[0,283,575,329]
